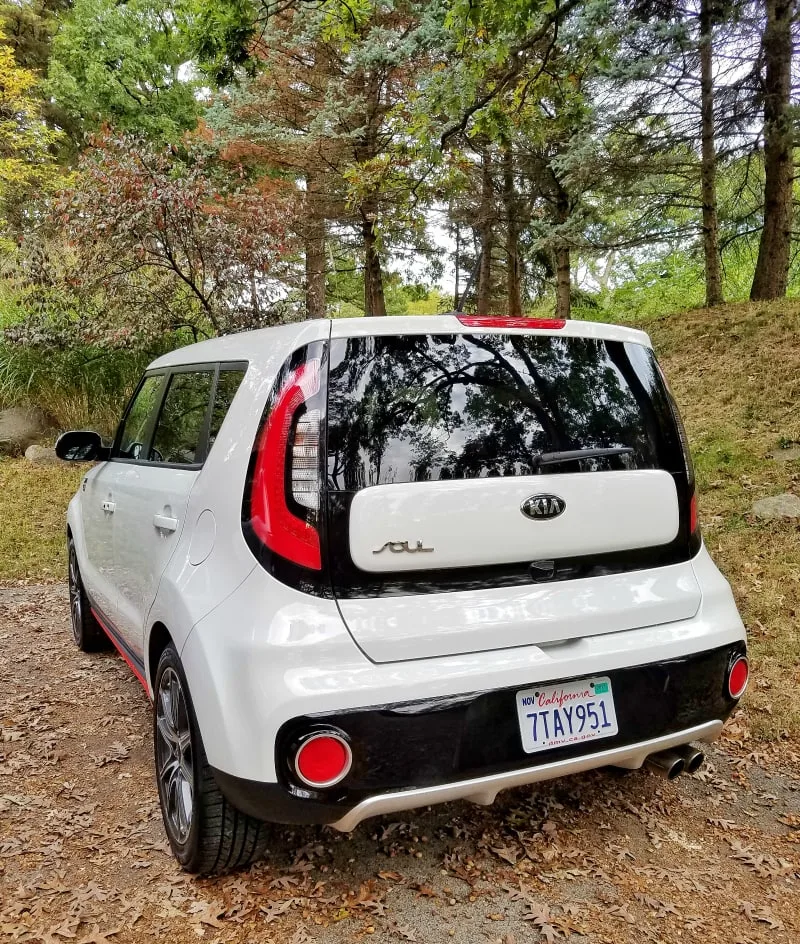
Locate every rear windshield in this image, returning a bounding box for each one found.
[326,334,680,490]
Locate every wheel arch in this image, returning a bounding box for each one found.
[65,493,87,565]
[148,621,173,697]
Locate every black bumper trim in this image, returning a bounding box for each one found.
[213,642,745,826]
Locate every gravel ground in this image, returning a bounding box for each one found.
[2,583,799,944]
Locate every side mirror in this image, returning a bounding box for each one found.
[55,430,110,462]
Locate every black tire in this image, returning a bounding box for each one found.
[153,643,270,874]
[68,537,110,652]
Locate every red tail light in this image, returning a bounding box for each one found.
[727,655,749,699]
[249,359,322,570]
[690,492,698,535]
[457,316,566,330]
[295,732,352,788]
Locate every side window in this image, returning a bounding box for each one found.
[150,371,214,465]
[115,375,164,460]
[207,369,246,450]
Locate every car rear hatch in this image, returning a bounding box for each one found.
[323,317,701,664]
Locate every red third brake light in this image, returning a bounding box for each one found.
[250,359,322,570]
[457,316,567,330]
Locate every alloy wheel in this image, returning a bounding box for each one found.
[68,545,82,645]
[155,667,194,844]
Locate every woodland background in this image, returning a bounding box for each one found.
[0,0,797,428]
[2,13,800,926]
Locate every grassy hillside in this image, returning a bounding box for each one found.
[0,460,84,581]
[646,301,800,738]
[1,300,797,737]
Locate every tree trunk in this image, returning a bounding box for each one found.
[699,0,724,308]
[476,149,493,313]
[352,69,387,317]
[751,0,794,301]
[503,145,523,318]
[595,252,616,292]
[554,184,571,319]
[555,247,571,320]
[362,207,386,316]
[304,175,326,319]
[453,221,461,311]
[250,271,262,325]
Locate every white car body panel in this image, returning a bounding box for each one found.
[335,559,701,663]
[144,314,650,371]
[329,314,652,347]
[147,318,332,371]
[63,314,748,832]
[112,463,199,660]
[76,463,118,618]
[349,470,680,572]
[141,319,332,687]
[179,543,744,784]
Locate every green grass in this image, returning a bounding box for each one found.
[0,458,84,582]
[645,301,800,739]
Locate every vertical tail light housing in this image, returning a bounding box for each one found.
[657,363,700,544]
[243,344,327,576]
[670,396,700,540]
[291,409,322,512]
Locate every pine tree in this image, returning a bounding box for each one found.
[750,0,794,300]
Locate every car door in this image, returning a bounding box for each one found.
[80,374,166,626]
[111,366,216,662]
[78,462,120,620]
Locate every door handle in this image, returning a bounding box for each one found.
[101,500,116,514]
[153,514,179,533]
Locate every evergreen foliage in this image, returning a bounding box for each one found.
[0,0,797,424]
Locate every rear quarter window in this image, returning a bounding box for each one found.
[150,370,215,465]
[208,368,246,450]
[326,334,681,489]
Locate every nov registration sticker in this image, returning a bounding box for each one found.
[515,676,618,754]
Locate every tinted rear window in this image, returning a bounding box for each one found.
[326,334,679,489]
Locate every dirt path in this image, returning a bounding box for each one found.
[2,584,799,944]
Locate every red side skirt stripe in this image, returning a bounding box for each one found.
[90,607,150,694]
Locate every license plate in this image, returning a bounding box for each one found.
[516,676,618,754]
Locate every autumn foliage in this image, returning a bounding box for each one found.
[56,132,299,343]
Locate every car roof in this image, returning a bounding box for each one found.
[147,314,651,370]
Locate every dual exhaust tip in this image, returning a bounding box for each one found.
[645,744,705,780]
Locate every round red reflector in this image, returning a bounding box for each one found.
[728,656,749,699]
[295,733,352,788]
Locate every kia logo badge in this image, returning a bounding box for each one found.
[521,494,566,520]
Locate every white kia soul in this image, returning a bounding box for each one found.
[57,315,748,874]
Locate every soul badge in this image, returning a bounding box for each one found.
[372,540,434,555]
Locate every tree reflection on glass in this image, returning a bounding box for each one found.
[327,334,665,490]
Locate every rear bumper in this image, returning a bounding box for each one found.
[329,719,723,831]
[181,544,745,786]
[211,642,744,827]
[213,721,724,830]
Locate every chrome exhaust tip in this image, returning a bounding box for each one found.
[645,749,685,780]
[674,744,705,774]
